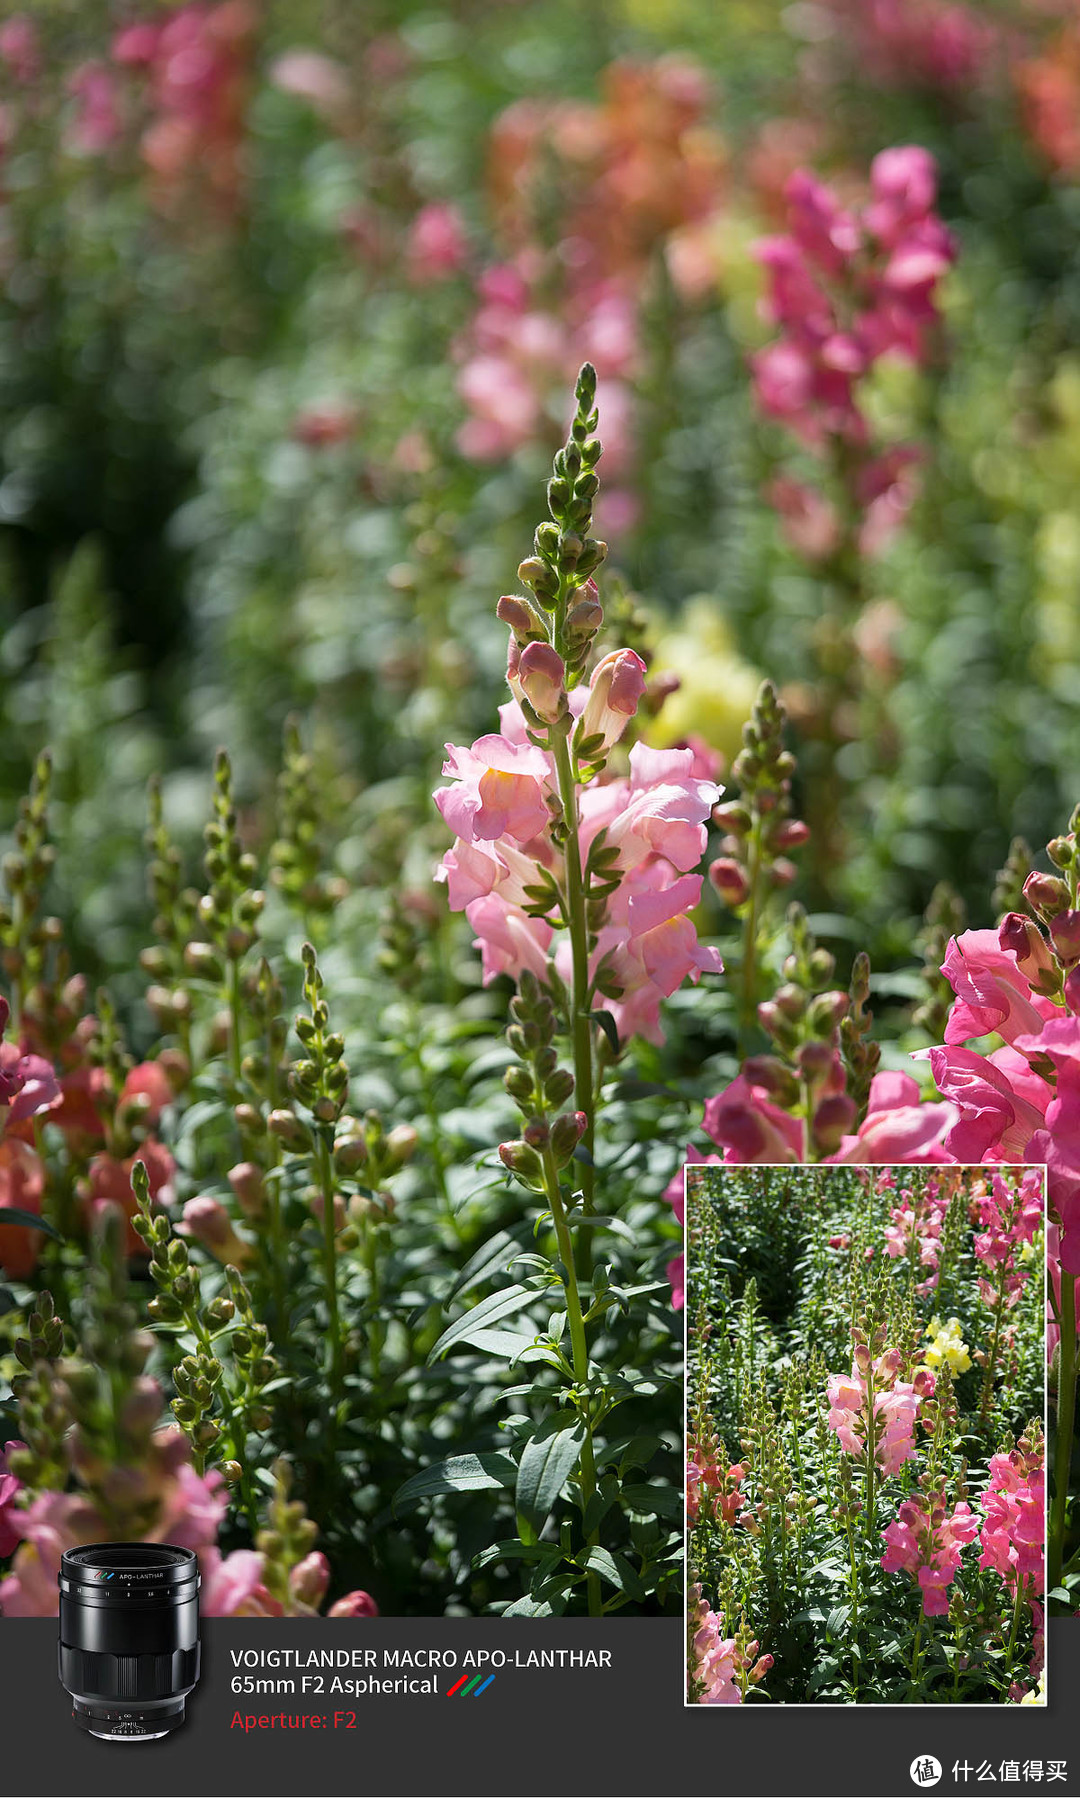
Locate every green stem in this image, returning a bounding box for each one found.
[1050,1273,1077,1593]
[978,1270,1009,1427]
[551,732,595,1215]
[264,1030,288,1343]
[842,1502,860,1698]
[314,1129,344,1410]
[365,1215,384,1398]
[739,812,764,1043]
[541,1143,601,1617]
[908,1612,924,1696]
[227,955,244,1090]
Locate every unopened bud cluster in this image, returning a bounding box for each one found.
[499,970,587,1192]
[0,750,58,1012]
[270,718,349,917]
[709,681,809,911]
[512,362,607,684]
[748,904,858,1157]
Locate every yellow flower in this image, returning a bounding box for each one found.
[922,1315,972,1376]
[644,601,762,764]
[1020,1671,1046,1706]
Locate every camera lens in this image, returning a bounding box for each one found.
[58,1544,201,1741]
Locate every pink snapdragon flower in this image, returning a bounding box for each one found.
[753,147,954,561]
[582,742,720,874]
[0,16,39,86]
[970,1169,1043,1310]
[825,1349,930,1475]
[688,1585,772,1704]
[434,735,553,845]
[0,1431,227,1616]
[826,0,1000,95]
[579,649,648,755]
[881,1487,979,1615]
[882,1170,954,1294]
[0,1441,25,1558]
[463,897,553,987]
[436,680,721,1048]
[686,1448,747,1528]
[406,202,468,284]
[978,1444,1045,1603]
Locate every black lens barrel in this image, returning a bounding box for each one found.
[58,1544,201,1741]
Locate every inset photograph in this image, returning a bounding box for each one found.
[685,1164,1046,1706]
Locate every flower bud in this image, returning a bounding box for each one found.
[712,801,751,836]
[179,1196,252,1267]
[550,1110,588,1163]
[807,990,849,1033]
[310,1191,347,1232]
[228,1161,266,1219]
[811,1094,856,1153]
[507,639,568,724]
[770,818,810,851]
[708,857,749,908]
[1000,912,1058,985]
[1048,836,1075,870]
[1023,870,1070,919]
[290,1551,330,1611]
[1049,910,1080,972]
[328,1590,379,1618]
[564,591,604,642]
[741,1056,799,1107]
[120,1377,163,1439]
[578,649,647,756]
[498,1140,542,1182]
[268,1108,310,1148]
[385,1123,419,1168]
[496,593,547,643]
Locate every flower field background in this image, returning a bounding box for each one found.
[0,1,1080,1622]
[686,1164,1046,1704]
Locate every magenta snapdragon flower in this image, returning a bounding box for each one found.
[881,1488,979,1616]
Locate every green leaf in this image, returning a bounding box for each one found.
[473,1540,561,1571]
[0,1209,63,1241]
[585,1009,620,1056]
[609,1079,681,1102]
[0,1286,18,1317]
[576,1546,645,1603]
[503,1594,555,1617]
[619,1483,682,1521]
[825,1604,850,1637]
[447,1229,526,1303]
[1048,1586,1072,1604]
[392,1452,517,1515]
[428,1285,537,1362]
[449,1328,556,1365]
[515,1421,585,1538]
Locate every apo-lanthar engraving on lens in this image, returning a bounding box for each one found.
[58,1544,200,1741]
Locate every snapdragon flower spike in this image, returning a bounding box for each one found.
[880,1485,979,1617]
[978,1427,1045,1604]
[688,1586,773,1705]
[435,366,722,1051]
[709,679,809,922]
[826,1343,930,1477]
[753,148,955,561]
[686,1444,747,1528]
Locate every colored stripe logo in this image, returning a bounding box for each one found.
[446,1673,495,1696]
